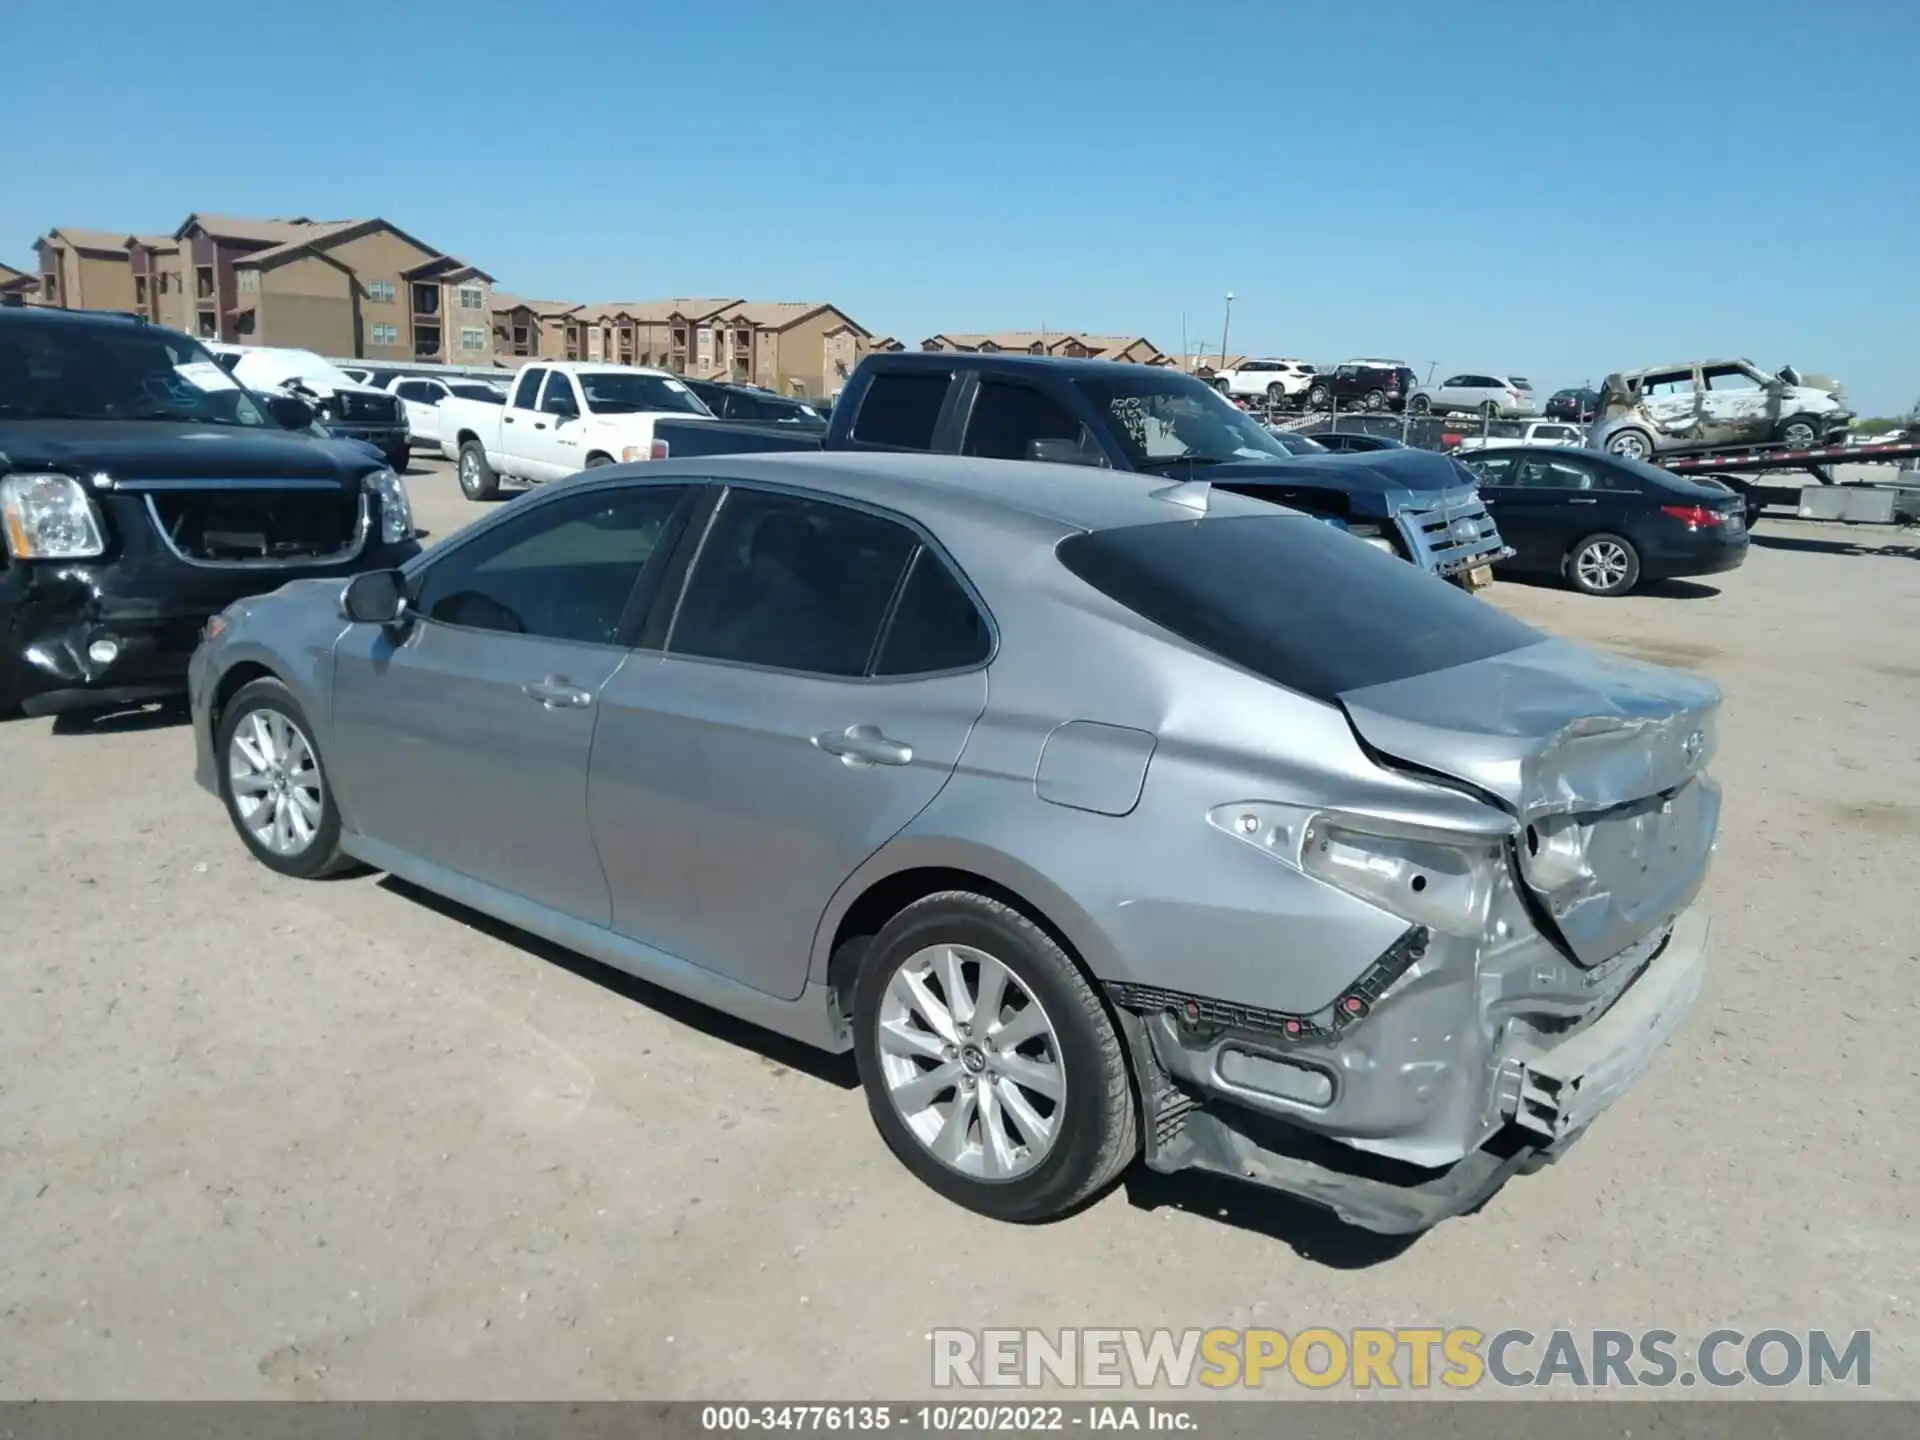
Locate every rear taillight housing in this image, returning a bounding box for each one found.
[651,438,669,460]
[1661,504,1724,529]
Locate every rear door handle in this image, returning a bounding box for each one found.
[522,675,594,709]
[812,723,912,768]
[1570,497,1598,504]
[504,415,515,424]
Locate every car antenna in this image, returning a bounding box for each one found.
[1150,480,1211,513]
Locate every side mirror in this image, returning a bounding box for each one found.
[265,393,316,431]
[1027,437,1105,467]
[340,569,406,625]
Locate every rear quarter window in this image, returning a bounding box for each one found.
[1057,516,1541,702]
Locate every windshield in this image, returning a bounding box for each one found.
[230,348,361,392]
[449,383,506,403]
[1074,370,1295,468]
[578,371,714,416]
[0,322,271,426]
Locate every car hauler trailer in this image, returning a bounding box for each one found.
[1654,440,1920,527]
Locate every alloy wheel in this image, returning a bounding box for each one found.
[228,709,324,856]
[876,943,1065,1181]
[1609,432,1651,460]
[459,450,479,494]
[1577,540,1632,592]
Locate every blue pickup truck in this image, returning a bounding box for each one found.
[648,353,1510,585]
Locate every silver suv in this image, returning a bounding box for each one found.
[1408,373,1539,419]
[1591,358,1853,460]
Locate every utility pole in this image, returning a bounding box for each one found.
[1180,312,1188,372]
[1219,293,1234,370]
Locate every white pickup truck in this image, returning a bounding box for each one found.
[438,361,718,500]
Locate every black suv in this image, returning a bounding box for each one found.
[1,309,421,717]
[1306,360,1418,413]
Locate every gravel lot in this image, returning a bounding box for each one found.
[2,456,1915,1399]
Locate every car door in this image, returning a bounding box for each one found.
[1635,367,1703,442]
[958,376,1092,462]
[393,379,445,446]
[528,370,585,478]
[327,481,698,924]
[1503,451,1617,565]
[587,484,991,999]
[501,366,548,475]
[1431,375,1468,411]
[1697,362,1775,446]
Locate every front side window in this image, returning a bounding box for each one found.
[448,383,506,404]
[413,484,691,646]
[1703,364,1765,391]
[539,373,579,417]
[1459,452,1517,484]
[511,368,546,408]
[962,380,1086,461]
[669,489,918,677]
[0,321,269,427]
[394,380,437,403]
[1514,456,1593,489]
[1058,515,1541,704]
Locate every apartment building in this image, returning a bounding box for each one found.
[920,330,1170,365]
[31,228,143,312]
[491,294,581,360]
[0,262,37,307]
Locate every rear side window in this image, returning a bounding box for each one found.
[875,551,992,674]
[962,380,1084,461]
[670,489,918,676]
[1057,516,1540,702]
[850,371,950,449]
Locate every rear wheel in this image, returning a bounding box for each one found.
[1363,389,1386,412]
[1478,400,1500,419]
[1567,533,1642,597]
[217,679,353,879]
[584,452,615,468]
[1409,394,1432,415]
[852,892,1137,1223]
[1605,427,1656,461]
[457,439,500,501]
[1212,378,1232,395]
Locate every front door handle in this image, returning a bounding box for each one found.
[812,723,912,768]
[1569,497,1597,504]
[504,415,515,424]
[533,421,548,430]
[522,675,593,709]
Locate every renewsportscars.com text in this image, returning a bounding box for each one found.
[930,1327,1871,1391]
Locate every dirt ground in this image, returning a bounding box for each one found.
[2,457,1915,1399]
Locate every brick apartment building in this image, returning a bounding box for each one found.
[920,330,1171,365]
[27,214,497,365]
[492,294,875,399]
[0,261,36,306]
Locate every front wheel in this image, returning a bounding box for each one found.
[1307,383,1331,410]
[384,444,411,473]
[458,439,500,501]
[852,892,1138,1223]
[1363,389,1386,412]
[217,678,354,879]
[1567,533,1642,597]
[1213,378,1232,395]
[1777,415,1821,449]
[1409,394,1432,415]
[1605,428,1655,461]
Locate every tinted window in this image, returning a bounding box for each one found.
[511,368,545,408]
[1058,516,1540,703]
[875,550,992,674]
[1462,453,1518,484]
[414,484,690,645]
[540,373,579,416]
[1514,456,1593,489]
[850,371,950,449]
[962,380,1084,461]
[394,380,437,402]
[449,383,505,403]
[670,489,918,676]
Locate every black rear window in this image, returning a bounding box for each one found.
[851,371,950,449]
[1057,515,1540,701]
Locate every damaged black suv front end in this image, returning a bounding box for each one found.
[1,310,420,718]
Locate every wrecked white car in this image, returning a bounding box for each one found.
[1591,359,1852,460]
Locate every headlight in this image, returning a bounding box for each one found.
[0,472,107,559]
[363,467,414,544]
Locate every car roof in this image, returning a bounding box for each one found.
[631,449,1302,536]
[864,350,1201,382]
[1623,358,1758,377]
[539,360,679,378]
[0,307,148,331]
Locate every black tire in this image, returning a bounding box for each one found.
[1265,383,1287,403]
[1777,415,1821,450]
[1478,399,1499,419]
[1363,389,1386,412]
[1605,427,1656,461]
[457,439,500,501]
[852,891,1138,1223]
[215,678,354,880]
[1409,394,1431,415]
[385,444,411,473]
[584,452,615,469]
[1212,378,1232,395]
[1566,532,1642,597]
[1307,383,1331,410]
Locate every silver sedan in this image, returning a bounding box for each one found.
[189,452,1720,1233]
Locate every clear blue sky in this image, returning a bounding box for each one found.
[5,0,1917,413]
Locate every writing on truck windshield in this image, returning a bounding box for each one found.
[0,325,271,427]
[1074,372,1292,469]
